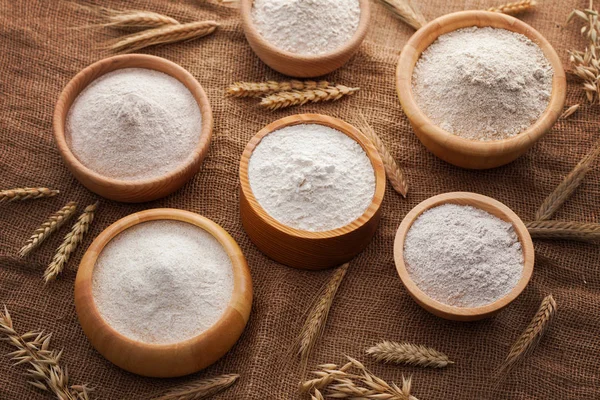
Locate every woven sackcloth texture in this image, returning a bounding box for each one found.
[0,0,598,399]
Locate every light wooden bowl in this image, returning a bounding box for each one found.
[74,208,252,377]
[239,114,386,270]
[393,192,534,321]
[396,11,566,169]
[54,54,213,202]
[239,0,370,77]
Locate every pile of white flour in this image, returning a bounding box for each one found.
[66,68,202,181]
[403,204,523,308]
[92,220,234,344]
[251,0,361,55]
[412,27,553,141]
[248,124,375,232]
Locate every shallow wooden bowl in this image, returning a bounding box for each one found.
[396,11,566,169]
[54,54,213,202]
[393,192,534,321]
[239,114,386,270]
[74,208,252,377]
[240,0,370,77]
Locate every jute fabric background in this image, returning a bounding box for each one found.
[0,0,598,398]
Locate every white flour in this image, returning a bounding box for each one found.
[412,27,552,141]
[251,0,361,55]
[66,68,202,181]
[92,220,234,345]
[248,124,375,232]
[403,204,523,308]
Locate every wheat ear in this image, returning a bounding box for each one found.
[296,263,349,371]
[0,188,59,203]
[227,80,330,98]
[18,202,78,258]
[111,20,219,53]
[488,0,537,15]
[526,220,600,242]
[152,374,239,400]
[535,141,600,221]
[44,202,98,284]
[377,0,427,30]
[101,10,179,29]
[366,341,453,368]
[355,112,408,197]
[0,306,92,400]
[260,85,359,110]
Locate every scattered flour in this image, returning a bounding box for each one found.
[403,204,523,308]
[248,123,375,232]
[66,68,202,181]
[92,220,234,345]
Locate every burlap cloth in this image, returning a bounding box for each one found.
[1,0,598,398]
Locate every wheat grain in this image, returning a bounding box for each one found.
[377,0,427,30]
[102,10,180,29]
[0,187,59,203]
[366,341,453,368]
[44,202,98,284]
[227,80,330,98]
[152,374,239,400]
[111,20,219,53]
[260,85,359,110]
[488,0,537,15]
[18,202,78,258]
[526,220,600,242]
[560,104,581,119]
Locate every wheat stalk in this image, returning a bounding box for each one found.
[355,112,408,197]
[560,104,581,119]
[488,0,537,15]
[260,85,359,110]
[227,80,330,98]
[44,202,98,284]
[102,10,180,29]
[535,140,600,221]
[366,341,453,368]
[296,263,349,371]
[0,187,59,203]
[0,306,92,400]
[18,202,78,258]
[111,20,219,53]
[377,0,427,30]
[526,220,600,242]
[152,374,239,400]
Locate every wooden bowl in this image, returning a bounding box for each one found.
[239,114,386,270]
[54,54,213,202]
[74,209,252,377]
[393,192,534,321]
[240,0,370,77]
[396,11,566,169]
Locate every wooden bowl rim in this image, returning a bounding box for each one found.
[75,208,252,351]
[239,0,370,63]
[396,10,566,152]
[239,113,386,239]
[53,54,213,188]
[393,192,534,319]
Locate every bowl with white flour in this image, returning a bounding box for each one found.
[74,209,253,377]
[240,0,370,77]
[396,11,566,169]
[239,114,386,270]
[393,192,534,321]
[54,54,213,202]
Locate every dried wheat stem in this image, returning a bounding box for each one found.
[260,85,359,110]
[44,202,99,284]
[18,202,78,258]
[102,10,180,29]
[377,0,427,30]
[227,80,330,98]
[366,341,453,368]
[111,20,219,53]
[152,374,239,400]
[0,188,59,203]
[560,104,581,119]
[526,220,600,242]
[488,0,537,15]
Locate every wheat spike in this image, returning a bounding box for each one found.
[111,20,219,53]
[44,202,99,284]
[18,202,78,258]
[567,3,600,103]
[525,220,600,242]
[152,374,239,400]
[102,10,180,29]
[560,104,581,119]
[366,341,453,368]
[0,187,59,203]
[377,0,427,30]
[260,85,359,110]
[535,140,600,221]
[488,0,537,15]
[227,80,330,98]
[355,112,408,197]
